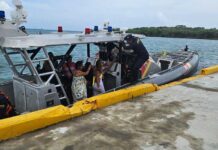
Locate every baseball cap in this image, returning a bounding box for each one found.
[124,34,134,41]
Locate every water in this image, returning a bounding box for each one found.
[144,37,218,69]
[0,33,218,83]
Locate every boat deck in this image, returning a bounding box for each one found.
[0,73,218,150]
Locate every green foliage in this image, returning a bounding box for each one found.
[127,26,218,39]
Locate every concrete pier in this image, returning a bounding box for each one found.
[0,73,218,150]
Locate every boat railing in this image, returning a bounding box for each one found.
[0,46,69,113]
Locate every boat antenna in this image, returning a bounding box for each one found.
[11,0,27,26]
[103,21,110,30]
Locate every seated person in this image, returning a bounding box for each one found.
[106,42,119,61]
[110,47,119,62]
[41,52,58,71]
[0,91,16,119]
[37,52,58,81]
[48,52,58,68]
[98,42,119,62]
[71,61,91,101]
[42,60,52,72]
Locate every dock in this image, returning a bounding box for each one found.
[0,71,217,150]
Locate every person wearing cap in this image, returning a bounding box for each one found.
[122,34,149,81]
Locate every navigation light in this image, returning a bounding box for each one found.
[85,28,91,34]
[94,26,99,32]
[58,26,63,32]
[0,11,6,21]
[108,26,113,32]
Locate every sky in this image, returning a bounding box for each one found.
[0,0,218,30]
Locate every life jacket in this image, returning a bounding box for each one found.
[0,92,16,119]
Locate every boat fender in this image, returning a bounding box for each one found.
[201,65,218,75]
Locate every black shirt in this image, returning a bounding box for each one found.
[123,38,149,60]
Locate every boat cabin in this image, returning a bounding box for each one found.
[0,31,148,113]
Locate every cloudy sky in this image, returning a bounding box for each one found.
[0,0,218,30]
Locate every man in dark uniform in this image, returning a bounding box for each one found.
[122,34,149,81]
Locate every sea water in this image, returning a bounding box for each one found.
[0,33,218,83]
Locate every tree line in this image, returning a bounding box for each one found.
[127,25,218,40]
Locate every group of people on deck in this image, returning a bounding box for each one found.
[37,34,149,104]
[62,57,110,103]
[61,34,149,103]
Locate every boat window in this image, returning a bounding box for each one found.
[4,48,37,83]
[72,44,99,62]
[42,45,74,70]
[45,45,70,56]
[0,51,12,83]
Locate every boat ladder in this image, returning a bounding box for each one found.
[1,47,69,105]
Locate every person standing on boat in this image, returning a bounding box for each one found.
[93,60,105,95]
[62,55,75,103]
[71,61,91,101]
[93,59,114,95]
[122,35,149,81]
[184,45,189,51]
[83,62,94,98]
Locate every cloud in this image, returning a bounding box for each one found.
[6,0,218,30]
[0,0,12,18]
[157,12,168,25]
[0,0,12,11]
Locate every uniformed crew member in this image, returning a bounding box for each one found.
[122,34,149,81]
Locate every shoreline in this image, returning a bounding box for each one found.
[143,35,218,41]
[127,25,218,41]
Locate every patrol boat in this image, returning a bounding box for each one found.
[0,1,199,114]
